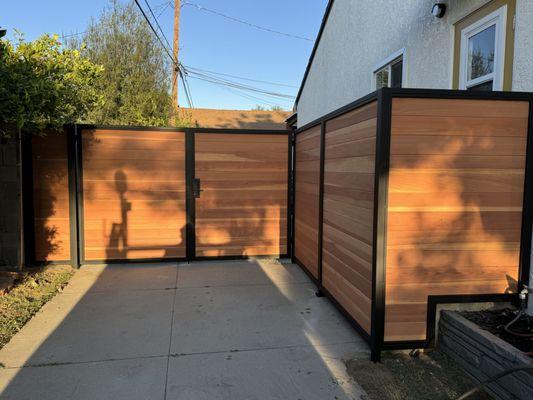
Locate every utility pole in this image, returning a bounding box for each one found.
[172,0,180,111]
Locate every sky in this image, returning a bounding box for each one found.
[3,0,328,110]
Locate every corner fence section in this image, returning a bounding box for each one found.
[27,126,291,265]
[292,88,533,361]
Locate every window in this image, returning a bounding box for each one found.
[459,6,507,91]
[373,50,404,90]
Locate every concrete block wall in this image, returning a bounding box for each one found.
[0,140,20,269]
[439,311,532,400]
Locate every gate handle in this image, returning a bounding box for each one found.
[192,178,203,198]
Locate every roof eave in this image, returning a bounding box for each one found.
[294,0,336,108]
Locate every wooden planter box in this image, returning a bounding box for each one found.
[292,88,533,360]
[439,310,532,400]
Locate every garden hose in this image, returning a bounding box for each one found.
[503,285,533,338]
[503,310,533,338]
[456,364,533,400]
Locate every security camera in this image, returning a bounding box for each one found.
[431,3,446,18]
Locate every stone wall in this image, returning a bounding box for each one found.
[0,140,20,269]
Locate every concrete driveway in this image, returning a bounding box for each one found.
[0,260,368,400]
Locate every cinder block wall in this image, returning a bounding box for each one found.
[0,140,20,269]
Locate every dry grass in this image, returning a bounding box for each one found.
[346,350,491,400]
[0,265,74,350]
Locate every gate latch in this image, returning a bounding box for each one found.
[192,178,203,198]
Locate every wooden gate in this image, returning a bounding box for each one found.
[29,126,290,264]
[192,131,289,258]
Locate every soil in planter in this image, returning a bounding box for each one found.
[460,309,532,354]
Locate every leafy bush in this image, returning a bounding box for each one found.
[0,33,103,138]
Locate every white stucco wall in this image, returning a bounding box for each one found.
[513,0,533,92]
[297,0,533,126]
[297,0,533,311]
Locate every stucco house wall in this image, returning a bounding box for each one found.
[297,0,533,126]
[296,0,533,312]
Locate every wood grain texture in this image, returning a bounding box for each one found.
[195,133,288,257]
[81,129,186,261]
[294,125,321,277]
[32,132,70,261]
[384,98,529,342]
[322,101,377,334]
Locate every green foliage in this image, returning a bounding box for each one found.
[0,33,103,138]
[71,0,183,127]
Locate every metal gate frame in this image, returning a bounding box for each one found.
[24,125,293,267]
[185,128,292,262]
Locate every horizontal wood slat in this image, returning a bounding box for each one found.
[294,125,321,278]
[384,97,529,342]
[322,101,377,335]
[81,129,186,261]
[195,133,288,257]
[32,132,70,262]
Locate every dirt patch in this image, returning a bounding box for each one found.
[345,351,491,400]
[0,265,74,350]
[0,272,23,295]
[460,308,532,354]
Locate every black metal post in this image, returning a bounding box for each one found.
[287,131,295,260]
[518,99,533,290]
[185,129,196,261]
[75,125,86,266]
[315,121,326,297]
[370,89,392,362]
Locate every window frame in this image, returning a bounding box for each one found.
[372,48,406,90]
[459,6,507,91]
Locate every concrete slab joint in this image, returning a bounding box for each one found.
[0,260,370,400]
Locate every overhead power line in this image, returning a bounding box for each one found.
[181,2,313,42]
[134,0,176,65]
[134,0,193,108]
[184,65,299,88]
[59,31,86,39]
[219,86,289,109]
[179,68,195,107]
[136,0,296,108]
[183,68,295,100]
[144,0,173,53]
[156,1,171,18]
[188,74,293,101]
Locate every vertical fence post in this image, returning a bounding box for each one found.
[67,125,80,268]
[315,121,326,296]
[185,129,196,261]
[287,130,294,260]
[518,99,533,291]
[370,89,393,362]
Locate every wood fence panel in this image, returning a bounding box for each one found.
[322,101,378,334]
[384,98,529,341]
[294,125,321,278]
[195,133,288,257]
[32,132,70,262]
[81,129,186,261]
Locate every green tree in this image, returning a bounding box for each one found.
[71,0,179,126]
[0,33,103,138]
